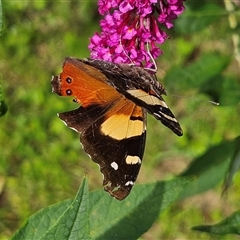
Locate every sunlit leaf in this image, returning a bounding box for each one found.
[11,178,90,240]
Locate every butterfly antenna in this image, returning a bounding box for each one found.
[145,42,158,73]
[119,35,135,65]
[119,30,158,73]
[168,93,220,105]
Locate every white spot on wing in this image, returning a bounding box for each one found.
[125,181,134,186]
[111,161,118,170]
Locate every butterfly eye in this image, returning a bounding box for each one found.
[66,77,72,83]
[66,89,72,95]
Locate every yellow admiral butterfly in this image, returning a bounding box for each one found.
[51,57,183,200]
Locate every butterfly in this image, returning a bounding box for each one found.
[51,57,183,200]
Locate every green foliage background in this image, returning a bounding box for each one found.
[0,0,240,239]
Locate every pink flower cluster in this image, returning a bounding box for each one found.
[89,0,185,68]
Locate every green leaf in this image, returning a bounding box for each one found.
[192,210,240,235]
[165,53,230,92]
[89,177,190,239]
[0,81,8,117]
[178,140,234,200]
[0,0,2,35]
[0,100,8,117]
[11,177,190,240]
[199,75,224,104]
[200,75,240,107]
[223,136,240,194]
[11,177,90,240]
[176,2,225,34]
[219,77,240,106]
[0,4,7,118]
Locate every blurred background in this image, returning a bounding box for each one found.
[0,1,240,239]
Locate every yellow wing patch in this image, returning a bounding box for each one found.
[100,100,144,140]
[100,113,144,140]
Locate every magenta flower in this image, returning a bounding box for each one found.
[89,0,185,68]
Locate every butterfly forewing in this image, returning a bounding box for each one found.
[83,58,183,136]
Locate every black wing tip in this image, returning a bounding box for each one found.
[104,184,131,201]
[176,128,183,136]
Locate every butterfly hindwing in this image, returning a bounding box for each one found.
[58,101,146,200]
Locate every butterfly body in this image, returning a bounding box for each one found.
[52,57,182,200]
